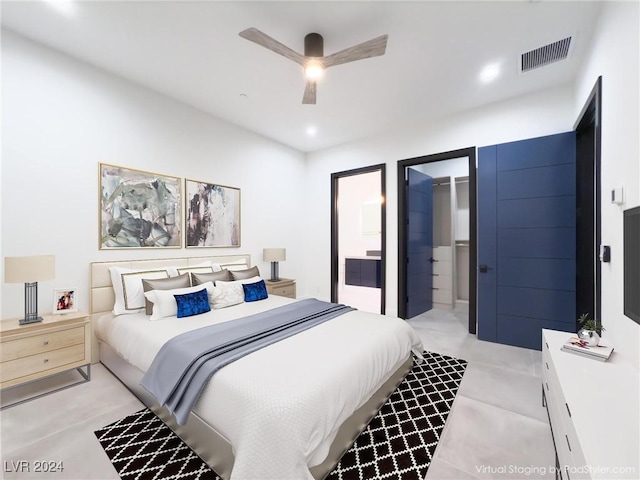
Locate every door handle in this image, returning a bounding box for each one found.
[479,264,493,273]
[429,257,438,263]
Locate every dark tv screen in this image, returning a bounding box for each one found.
[624,206,640,324]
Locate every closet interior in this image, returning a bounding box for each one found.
[415,157,470,311]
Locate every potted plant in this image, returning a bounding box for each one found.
[577,313,605,346]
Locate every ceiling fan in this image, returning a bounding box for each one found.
[239,28,388,105]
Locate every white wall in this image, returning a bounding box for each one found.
[1,30,307,319]
[575,1,640,368]
[304,84,576,313]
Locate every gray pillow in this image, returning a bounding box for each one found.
[142,273,191,315]
[230,266,261,280]
[192,269,232,286]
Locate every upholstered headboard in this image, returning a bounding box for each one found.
[89,254,251,363]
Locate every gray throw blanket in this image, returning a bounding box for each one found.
[140,298,354,425]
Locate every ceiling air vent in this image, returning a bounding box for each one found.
[520,36,572,73]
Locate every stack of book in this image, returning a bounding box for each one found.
[561,337,614,362]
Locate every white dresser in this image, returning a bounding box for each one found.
[542,329,639,480]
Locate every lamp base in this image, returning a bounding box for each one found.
[270,261,281,282]
[19,316,44,326]
[20,282,43,325]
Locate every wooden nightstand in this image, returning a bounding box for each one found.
[265,278,296,299]
[0,311,91,408]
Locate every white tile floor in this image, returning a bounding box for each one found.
[0,308,554,480]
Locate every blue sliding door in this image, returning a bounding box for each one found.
[478,132,576,350]
[406,167,434,318]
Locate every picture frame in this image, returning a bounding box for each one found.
[185,179,241,247]
[99,163,182,249]
[52,289,78,314]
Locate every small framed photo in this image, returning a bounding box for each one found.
[53,289,78,314]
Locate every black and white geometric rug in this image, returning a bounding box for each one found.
[95,351,467,480]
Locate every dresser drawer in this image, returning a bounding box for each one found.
[1,326,84,362]
[433,260,452,276]
[433,288,453,304]
[0,343,85,383]
[270,284,295,298]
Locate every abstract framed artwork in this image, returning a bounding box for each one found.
[53,288,77,314]
[99,163,182,249]
[185,179,241,247]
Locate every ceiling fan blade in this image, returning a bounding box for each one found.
[239,27,306,66]
[323,34,388,68]
[302,80,317,104]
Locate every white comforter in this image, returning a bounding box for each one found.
[96,296,423,480]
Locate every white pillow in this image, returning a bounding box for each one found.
[218,260,248,272]
[110,267,173,315]
[209,276,262,309]
[176,264,215,275]
[144,282,215,321]
[210,283,245,309]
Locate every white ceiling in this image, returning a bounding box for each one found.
[1,1,602,152]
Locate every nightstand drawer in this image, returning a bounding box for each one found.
[1,326,84,362]
[271,284,295,298]
[1,343,85,383]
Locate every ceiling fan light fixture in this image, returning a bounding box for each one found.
[239,28,388,104]
[304,60,325,79]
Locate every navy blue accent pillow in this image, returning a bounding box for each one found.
[243,280,268,302]
[174,288,211,318]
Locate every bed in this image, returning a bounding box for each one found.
[90,254,423,480]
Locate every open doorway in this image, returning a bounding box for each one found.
[331,165,386,314]
[575,76,602,325]
[398,148,477,334]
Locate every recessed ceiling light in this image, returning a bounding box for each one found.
[43,0,77,17]
[306,126,317,136]
[479,63,501,83]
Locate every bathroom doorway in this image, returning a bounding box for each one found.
[398,148,477,334]
[331,165,386,314]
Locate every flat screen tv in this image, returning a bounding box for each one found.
[624,206,640,324]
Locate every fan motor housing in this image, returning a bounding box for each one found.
[304,33,324,57]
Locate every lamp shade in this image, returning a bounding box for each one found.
[263,248,286,262]
[4,255,55,283]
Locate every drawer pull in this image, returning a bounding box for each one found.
[545,342,549,349]
[43,341,49,346]
[565,434,571,452]
[546,382,549,391]
[44,358,49,363]
[546,362,549,370]
[565,403,571,417]
[565,466,571,480]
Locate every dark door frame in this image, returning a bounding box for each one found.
[331,164,386,314]
[574,76,602,326]
[397,147,477,334]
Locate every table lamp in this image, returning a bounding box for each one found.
[263,248,286,282]
[4,255,56,325]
